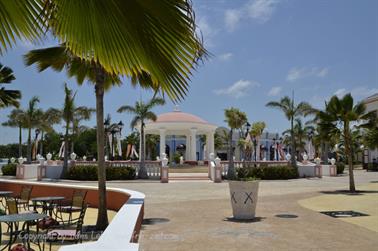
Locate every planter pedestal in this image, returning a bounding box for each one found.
[228,180,259,220]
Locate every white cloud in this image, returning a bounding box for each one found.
[219,52,233,61]
[214,79,260,98]
[334,87,378,98]
[196,16,217,47]
[247,0,279,23]
[225,9,242,32]
[286,67,329,82]
[224,0,280,31]
[334,88,347,97]
[267,86,282,96]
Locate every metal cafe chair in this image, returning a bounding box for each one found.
[43,204,88,251]
[54,190,87,224]
[15,186,33,211]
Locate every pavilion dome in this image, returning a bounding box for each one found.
[153,110,211,125]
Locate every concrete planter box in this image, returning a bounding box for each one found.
[228,180,259,219]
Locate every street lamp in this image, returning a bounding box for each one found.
[244,122,251,137]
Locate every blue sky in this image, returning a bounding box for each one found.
[1,0,377,144]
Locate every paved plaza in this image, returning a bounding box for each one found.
[58,169,378,251]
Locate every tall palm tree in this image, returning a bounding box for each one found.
[0,63,21,108]
[318,93,376,192]
[71,106,95,153]
[266,96,314,167]
[224,107,248,179]
[60,84,76,178]
[36,108,61,156]
[117,97,165,179]
[24,97,42,163]
[2,109,26,157]
[250,121,266,161]
[282,118,314,160]
[23,1,206,230]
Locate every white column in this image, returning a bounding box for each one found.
[190,129,197,161]
[185,134,190,160]
[208,131,215,156]
[159,129,166,158]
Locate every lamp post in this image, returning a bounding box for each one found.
[108,121,123,160]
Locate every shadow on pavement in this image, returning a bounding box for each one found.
[319,190,378,196]
[223,216,266,223]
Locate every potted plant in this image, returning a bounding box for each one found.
[228,167,260,220]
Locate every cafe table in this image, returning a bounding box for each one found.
[31,196,65,216]
[0,212,48,251]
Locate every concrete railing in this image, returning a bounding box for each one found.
[220,160,289,177]
[0,178,145,251]
[73,161,162,179]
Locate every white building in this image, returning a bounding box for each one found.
[363,93,378,163]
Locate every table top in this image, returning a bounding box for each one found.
[31,196,65,202]
[0,213,48,222]
[0,191,13,196]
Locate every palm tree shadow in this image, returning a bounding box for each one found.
[223,216,266,223]
[320,190,378,196]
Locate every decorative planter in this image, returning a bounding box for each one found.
[228,180,259,220]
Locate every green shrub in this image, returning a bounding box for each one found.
[235,165,298,180]
[336,162,345,174]
[173,153,181,164]
[67,165,135,180]
[2,163,17,176]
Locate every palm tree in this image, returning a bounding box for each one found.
[317,93,377,192]
[0,63,21,108]
[23,1,206,230]
[266,96,314,167]
[2,109,26,157]
[224,107,248,179]
[71,106,95,153]
[117,97,165,179]
[250,121,266,161]
[24,97,42,163]
[61,84,75,178]
[36,108,61,156]
[282,119,314,160]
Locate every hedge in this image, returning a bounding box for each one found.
[235,165,298,180]
[2,163,17,176]
[67,165,136,180]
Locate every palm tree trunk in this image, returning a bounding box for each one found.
[256,136,260,161]
[39,130,44,156]
[139,124,148,179]
[27,127,32,163]
[95,74,108,230]
[227,129,235,179]
[344,122,355,192]
[61,123,69,178]
[290,117,297,168]
[18,125,22,158]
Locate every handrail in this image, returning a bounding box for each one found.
[0,179,145,251]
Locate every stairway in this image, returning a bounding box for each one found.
[169,173,210,181]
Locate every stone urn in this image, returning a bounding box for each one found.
[83,155,87,161]
[330,158,336,165]
[18,157,24,165]
[179,156,184,165]
[70,152,77,161]
[46,153,52,161]
[228,180,259,220]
